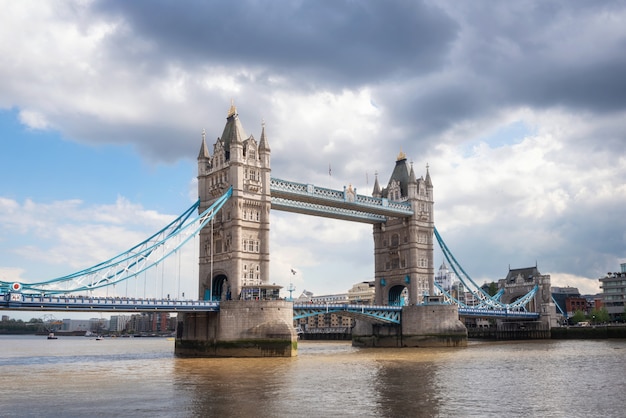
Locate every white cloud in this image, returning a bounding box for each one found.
[18,110,51,130]
[551,272,601,296]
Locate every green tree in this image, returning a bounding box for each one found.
[487,282,498,296]
[590,307,609,324]
[570,310,586,324]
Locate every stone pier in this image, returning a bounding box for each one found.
[353,303,467,348]
[175,300,297,357]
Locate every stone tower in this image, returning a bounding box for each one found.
[372,151,434,305]
[196,103,271,301]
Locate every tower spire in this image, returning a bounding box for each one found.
[409,161,417,184]
[259,119,270,152]
[372,171,381,197]
[425,163,432,187]
[227,99,237,118]
[198,128,210,160]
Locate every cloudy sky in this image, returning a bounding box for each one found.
[2,0,625,318]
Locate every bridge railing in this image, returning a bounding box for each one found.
[3,293,541,320]
[1,293,220,312]
[458,307,540,319]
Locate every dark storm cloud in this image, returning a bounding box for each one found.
[375,0,626,147]
[61,0,626,162]
[447,0,626,112]
[94,0,458,88]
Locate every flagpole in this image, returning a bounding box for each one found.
[328,163,332,188]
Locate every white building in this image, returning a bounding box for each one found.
[435,260,455,293]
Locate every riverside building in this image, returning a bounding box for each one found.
[599,263,626,321]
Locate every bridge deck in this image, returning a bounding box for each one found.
[1,293,539,320]
[1,293,219,313]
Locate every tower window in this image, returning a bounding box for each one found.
[391,234,399,247]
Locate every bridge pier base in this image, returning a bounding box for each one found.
[353,304,467,348]
[175,300,297,357]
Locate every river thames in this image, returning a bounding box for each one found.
[0,335,624,417]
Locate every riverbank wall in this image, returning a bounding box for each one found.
[551,325,626,339]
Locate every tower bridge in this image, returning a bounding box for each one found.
[1,103,556,356]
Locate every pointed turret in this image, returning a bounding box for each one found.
[219,101,248,160]
[258,120,271,169]
[425,163,432,188]
[259,120,270,152]
[197,129,211,177]
[372,172,382,198]
[408,161,418,199]
[409,162,417,184]
[198,129,210,160]
[383,150,410,199]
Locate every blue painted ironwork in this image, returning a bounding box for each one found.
[1,295,541,320]
[434,227,539,313]
[458,307,540,319]
[270,177,412,223]
[1,293,219,312]
[552,295,567,318]
[293,303,401,324]
[0,187,233,296]
[0,175,544,320]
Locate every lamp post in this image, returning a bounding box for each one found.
[288,268,297,301]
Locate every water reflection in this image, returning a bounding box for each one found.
[373,356,441,416]
[173,343,449,417]
[1,337,624,417]
[173,357,294,417]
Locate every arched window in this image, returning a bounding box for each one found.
[391,234,399,247]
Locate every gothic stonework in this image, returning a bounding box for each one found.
[196,105,271,301]
[373,153,434,305]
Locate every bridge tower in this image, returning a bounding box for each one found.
[196,103,271,301]
[354,151,466,348]
[176,104,296,357]
[372,151,435,305]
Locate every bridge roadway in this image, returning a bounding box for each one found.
[1,293,539,321]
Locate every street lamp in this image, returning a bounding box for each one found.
[288,269,297,301]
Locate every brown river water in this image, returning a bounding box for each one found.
[1,335,625,417]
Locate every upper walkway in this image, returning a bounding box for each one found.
[270,177,413,223]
